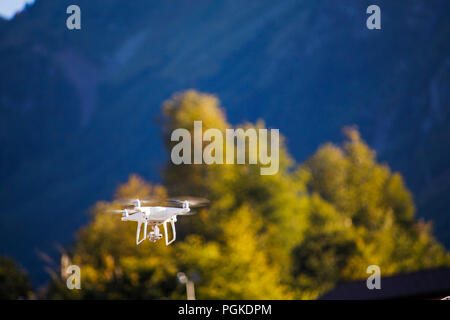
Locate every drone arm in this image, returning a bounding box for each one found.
[136,220,148,245]
[163,218,176,246]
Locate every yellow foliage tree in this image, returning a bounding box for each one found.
[47,92,450,300]
[293,127,450,298]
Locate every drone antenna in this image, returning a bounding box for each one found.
[135,199,141,208]
[183,200,189,209]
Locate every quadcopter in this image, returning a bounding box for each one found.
[107,197,208,246]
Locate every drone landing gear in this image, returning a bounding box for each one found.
[148,225,163,242]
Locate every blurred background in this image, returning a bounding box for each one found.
[0,0,450,299]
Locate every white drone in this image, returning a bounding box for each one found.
[107,197,208,246]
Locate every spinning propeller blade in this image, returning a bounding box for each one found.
[179,210,197,216]
[105,208,139,215]
[105,209,126,214]
[114,199,135,206]
[141,198,161,204]
[115,197,161,206]
[167,197,209,208]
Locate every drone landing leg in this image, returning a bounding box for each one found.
[164,218,177,246]
[136,220,148,245]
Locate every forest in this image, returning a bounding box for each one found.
[3,90,448,299]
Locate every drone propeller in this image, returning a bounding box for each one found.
[105,208,139,215]
[167,197,209,208]
[113,199,134,206]
[107,209,126,214]
[114,197,161,206]
[141,199,161,204]
[178,210,197,216]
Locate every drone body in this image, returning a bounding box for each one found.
[109,198,205,246]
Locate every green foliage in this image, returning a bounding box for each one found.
[0,256,32,299]
[161,91,309,272]
[177,207,293,299]
[47,91,450,299]
[162,90,229,196]
[293,127,450,298]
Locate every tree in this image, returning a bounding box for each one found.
[47,92,450,300]
[47,175,293,299]
[162,90,229,196]
[176,206,293,299]
[0,256,32,299]
[293,127,450,297]
[161,91,309,275]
